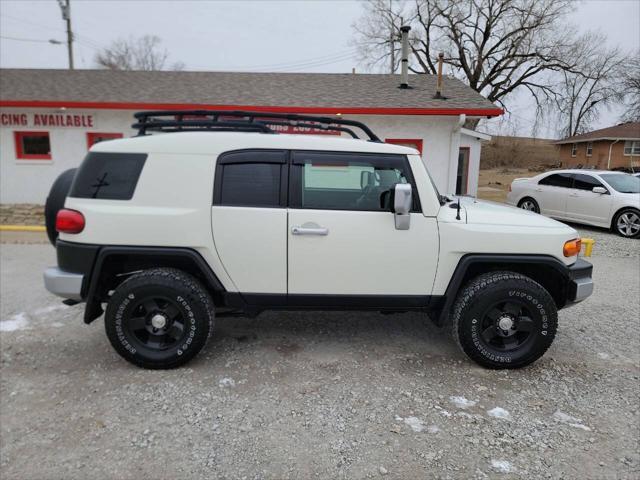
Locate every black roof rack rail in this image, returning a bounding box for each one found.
[132,110,382,142]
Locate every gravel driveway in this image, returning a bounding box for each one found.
[1,231,639,479]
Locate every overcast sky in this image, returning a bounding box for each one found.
[1,0,638,138]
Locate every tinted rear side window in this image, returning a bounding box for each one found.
[538,173,573,188]
[69,152,147,200]
[213,150,287,208]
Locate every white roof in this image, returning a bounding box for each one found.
[91,131,419,156]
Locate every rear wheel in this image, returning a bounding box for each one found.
[451,271,557,369]
[105,268,214,369]
[518,197,540,213]
[44,168,77,245]
[612,208,640,238]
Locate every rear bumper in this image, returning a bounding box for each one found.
[565,258,593,305]
[43,266,84,301]
[43,240,100,302]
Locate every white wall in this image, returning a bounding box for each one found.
[0,108,136,203]
[0,108,478,203]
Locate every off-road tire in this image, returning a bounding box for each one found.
[105,268,214,369]
[612,208,640,239]
[451,271,557,369]
[45,168,77,245]
[517,197,540,214]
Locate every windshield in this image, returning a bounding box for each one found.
[600,174,640,193]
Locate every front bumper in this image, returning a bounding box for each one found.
[43,266,84,301]
[566,258,593,304]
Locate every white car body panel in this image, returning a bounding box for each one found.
[211,206,287,293]
[507,169,640,229]
[288,210,439,295]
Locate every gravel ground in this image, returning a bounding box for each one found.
[1,231,639,479]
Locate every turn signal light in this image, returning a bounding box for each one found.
[563,238,582,257]
[56,209,85,234]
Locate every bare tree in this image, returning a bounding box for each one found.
[619,51,640,123]
[552,33,624,138]
[95,35,184,71]
[353,0,584,126]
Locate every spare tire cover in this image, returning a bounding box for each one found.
[44,168,77,245]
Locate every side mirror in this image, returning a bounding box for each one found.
[391,183,412,230]
[592,186,607,194]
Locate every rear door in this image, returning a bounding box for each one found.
[565,173,613,225]
[535,173,573,218]
[211,150,288,294]
[287,151,438,300]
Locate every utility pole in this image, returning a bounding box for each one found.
[57,0,74,70]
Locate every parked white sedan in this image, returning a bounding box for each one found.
[507,169,640,238]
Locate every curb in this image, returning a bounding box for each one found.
[0,225,46,232]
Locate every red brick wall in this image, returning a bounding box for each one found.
[560,141,640,169]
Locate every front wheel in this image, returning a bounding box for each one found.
[451,271,558,369]
[105,268,214,369]
[612,208,640,238]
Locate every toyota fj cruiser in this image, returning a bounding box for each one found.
[43,111,593,369]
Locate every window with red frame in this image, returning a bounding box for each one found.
[385,138,423,155]
[87,132,123,148]
[14,131,51,160]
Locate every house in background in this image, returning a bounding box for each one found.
[0,69,501,204]
[555,122,640,171]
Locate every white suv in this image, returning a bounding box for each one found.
[43,111,593,370]
[507,169,640,238]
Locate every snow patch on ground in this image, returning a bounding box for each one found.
[218,377,235,388]
[34,305,69,316]
[597,352,610,360]
[490,459,513,473]
[434,405,452,417]
[395,416,440,434]
[450,396,477,409]
[488,407,511,420]
[553,410,591,431]
[0,313,29,332]
[402,416,425,432]
[51,322,65,328]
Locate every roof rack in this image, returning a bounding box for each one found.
[132,110,382,142]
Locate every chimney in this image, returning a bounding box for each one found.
[399,25,411,89]
[433,52,446,99]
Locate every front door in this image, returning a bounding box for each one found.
[565,173,613,225]
[287,151,439,300]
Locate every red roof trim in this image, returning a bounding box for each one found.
[0,100,503,117]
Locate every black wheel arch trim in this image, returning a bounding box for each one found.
[433,254,591,326]
[82,246,226,324]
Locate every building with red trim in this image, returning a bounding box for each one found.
[0,69,501,203]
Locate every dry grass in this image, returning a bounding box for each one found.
[476,168,533,203]
[481,135,560,170]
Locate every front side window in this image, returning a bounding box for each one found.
[213,150,287,208]
[572,173,604,191]
[623,140,640,155]
[14,131,51,160]
[290,151,419,212]
[538,173,573,188]
[571,143,578,157]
